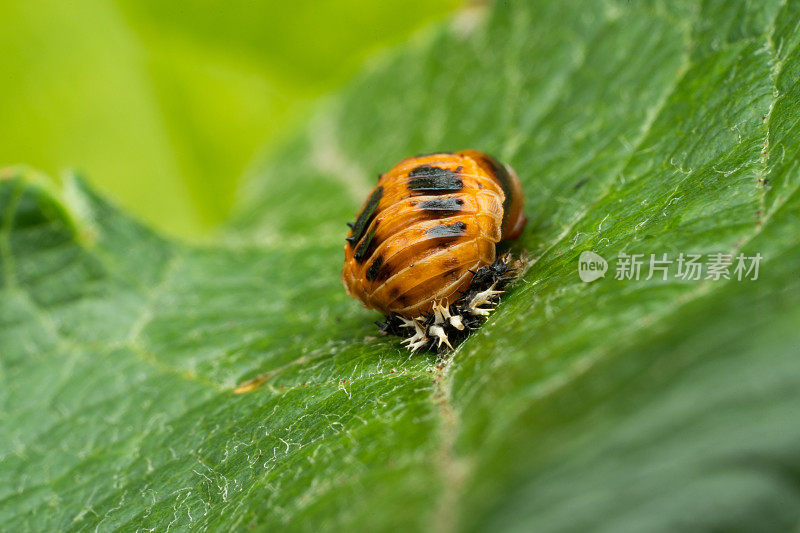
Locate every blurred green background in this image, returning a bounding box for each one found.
[0,0,460,238]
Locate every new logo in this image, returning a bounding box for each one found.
[578,251,608,282]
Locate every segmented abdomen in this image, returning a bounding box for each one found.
[342,151,523,318]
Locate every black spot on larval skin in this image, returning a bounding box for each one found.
[419,197,464,213]
[407,166,463,193]
[426,221,467,238]
[366,256,383,281]
[347,186,383,247]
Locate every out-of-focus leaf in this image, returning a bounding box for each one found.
[0,0,459,236]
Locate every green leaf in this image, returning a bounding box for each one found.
[3,0,800,531]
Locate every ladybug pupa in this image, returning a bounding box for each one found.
[342,150,528,352]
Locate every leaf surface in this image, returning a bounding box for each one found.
[2,0,800,531]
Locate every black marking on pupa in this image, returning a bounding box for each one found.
[419,197,464,213]
[354,229,378,263]
[347,186,383,247]
[365,256,384,281]
[426,221,467,238]
[407,166,463,193]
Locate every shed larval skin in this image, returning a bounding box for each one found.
[342,150,527,319]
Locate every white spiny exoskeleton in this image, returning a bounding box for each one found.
[398,317,418,329]
[433,300,465,331]
[400,317,428,353]
[428,324,453,350]
[468,282,504,316]
[432,301,449,324]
